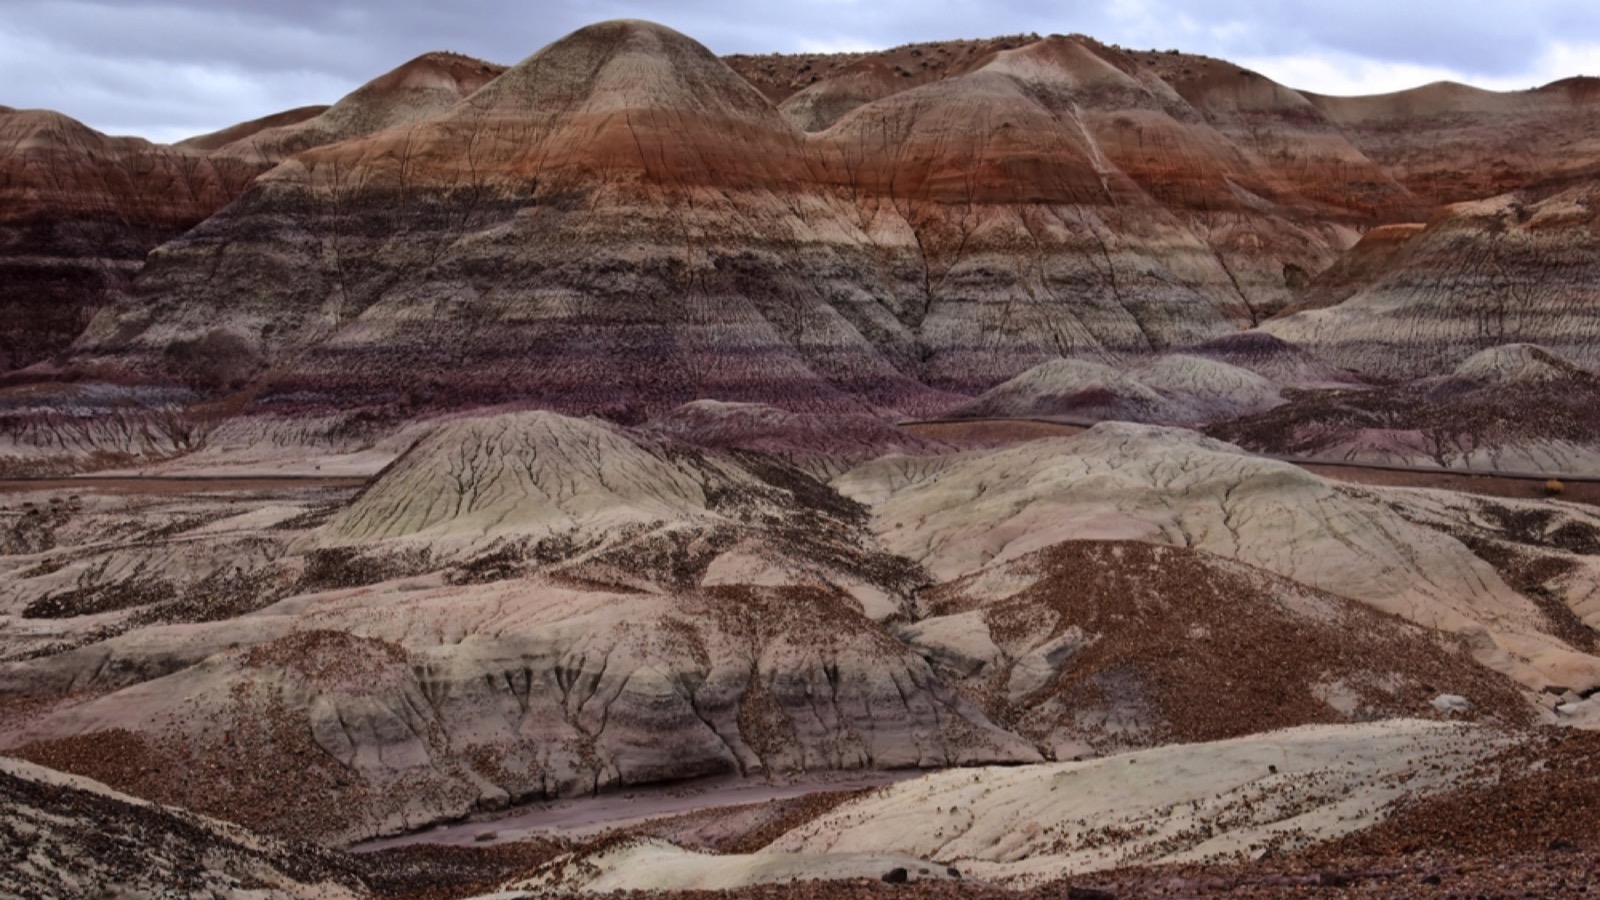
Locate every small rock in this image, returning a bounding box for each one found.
[882,867,908,884]
[1316,870,1352,887]
[1430,694,1472,714]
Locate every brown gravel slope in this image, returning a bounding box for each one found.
[0,756,368,899]
[917,540,1531,753]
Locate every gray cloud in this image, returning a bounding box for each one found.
[6,0,1600,142]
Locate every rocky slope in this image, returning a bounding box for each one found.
[0,755,366,898]
[767,720,1502,884]
[57,20,1462,441]
[514,720,1505,892]
[354,725,1600,897]
[0,109,263,373]
[906,540,1529,757]
[833,423,1600,692]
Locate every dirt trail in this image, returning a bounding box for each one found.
[0,475,369,495]
[1298,463,1600,506]
[348,771,916,853]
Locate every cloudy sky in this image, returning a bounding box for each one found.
[7,0,1600,143]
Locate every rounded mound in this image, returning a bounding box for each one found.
[1132,354,1283,417]
[324,410,751,543]
[1451,343,1591,385]
[953,358,1164,421]
[1185,331,1363,387]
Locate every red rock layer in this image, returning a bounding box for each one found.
[197,51,505,164]
[175,104,329,152]
[0,53,505,377]
[68,21,1433,424]
[28,20,1600,429]
[0,109,265,372]
[1310,78,1600,205]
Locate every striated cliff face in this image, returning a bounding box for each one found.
[0,109,264,373]
[0,53,503,381]
[1265,185,1600,379]
[1308,78,1600,205]
[6,20,1600,474]
[63,21,1446,426]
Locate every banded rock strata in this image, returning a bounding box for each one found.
[63,20,1435,426]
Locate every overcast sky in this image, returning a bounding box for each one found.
[7,0,1600,143]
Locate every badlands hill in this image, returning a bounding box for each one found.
[0,21,1596,478]
[0,109,262,373]
[5,413,1598,846]
[0,21,1592,484]
[5,20,1600,894]
[185,51,505,163]
[3,23,1506,413]
[0,52,500,379]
